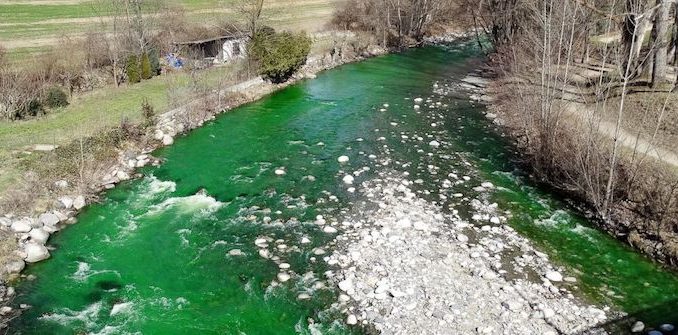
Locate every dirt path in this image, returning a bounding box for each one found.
[565,101,678,168]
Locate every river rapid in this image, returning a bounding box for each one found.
[8,40,678,334]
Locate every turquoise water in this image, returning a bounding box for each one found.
[9,41,678,334]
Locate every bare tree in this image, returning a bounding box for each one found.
[235,0,265,38]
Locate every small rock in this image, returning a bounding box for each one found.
[429,140,440,148]
[338,156,350,163]
[545,271,563,282]
[54,180,69,189]
[659,324,675,332]
[456,234,469,243]
[342,175,354,184]
[630,321,645,333]
[275,169,286,176]
[323,226,338,234]
[277,272,291,282]
[338,279,353,292]
[502,300,522,312]
[228,249,244,256]
[162,135,174,146]
[346,314,358,325]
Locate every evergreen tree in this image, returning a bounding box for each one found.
[140,52,152,80]
[126,54,141,84]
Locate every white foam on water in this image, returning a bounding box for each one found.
[534,210,570,227]
[89,325,120,335]
[73,262,91,280]
[137,176,177,202]
[229,174,255,184]
[146,193,224,217]
[150,296,190,311]
[176,228,192,247]
[39,301,103,329]
[571,224,597,242]
[71,262,121,283]
[146,176,176,194]
[110,302,133,317]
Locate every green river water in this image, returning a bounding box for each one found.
[9,41,678,334]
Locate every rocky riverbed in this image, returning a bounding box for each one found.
[327,173,612,334]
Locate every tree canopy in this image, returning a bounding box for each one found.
[248,28,311,83]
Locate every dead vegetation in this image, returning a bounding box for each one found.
[464,0,678,265]
[331,0,459,48]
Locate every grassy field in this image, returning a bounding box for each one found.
[0,0,344,202]
[0,0,340,60]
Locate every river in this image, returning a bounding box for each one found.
[8,40,678,334]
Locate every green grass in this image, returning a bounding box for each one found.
[0,63,234,202]
[0,65,231,152]
[0,3,100,24]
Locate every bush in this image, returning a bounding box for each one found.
[248,29,312,83]
[148,49,161,76]
[18,98,44,119]
[140,52,152,80]
[126,55,140,83]
[45,86,69,108]
[141,98,156,127]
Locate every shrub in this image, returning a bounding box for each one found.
[18,98,43,119]
[148,48,161,75]
[126,55,140,83]
[141,98,156,127]
[248,29,312,83]
[45,86,69,108]
[140,52,152,80]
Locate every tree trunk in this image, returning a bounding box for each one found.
[621,0,642,78]
[651,0,669,87]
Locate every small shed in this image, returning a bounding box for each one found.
[173,35,247,64]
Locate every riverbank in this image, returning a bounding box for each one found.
[0,30,389,324]
[466,71,678,269]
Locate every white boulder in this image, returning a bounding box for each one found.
[337,156,350,163]
[24,243,50,263]
[73,195,86,210]
[162,135,174,146]
[545,271,563,282]
[58,196,73,209]
[29,228,50,245]
[277,272,291,282]
[5,260,25,274]
[10,220,32,233]
[38,213,60,227]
